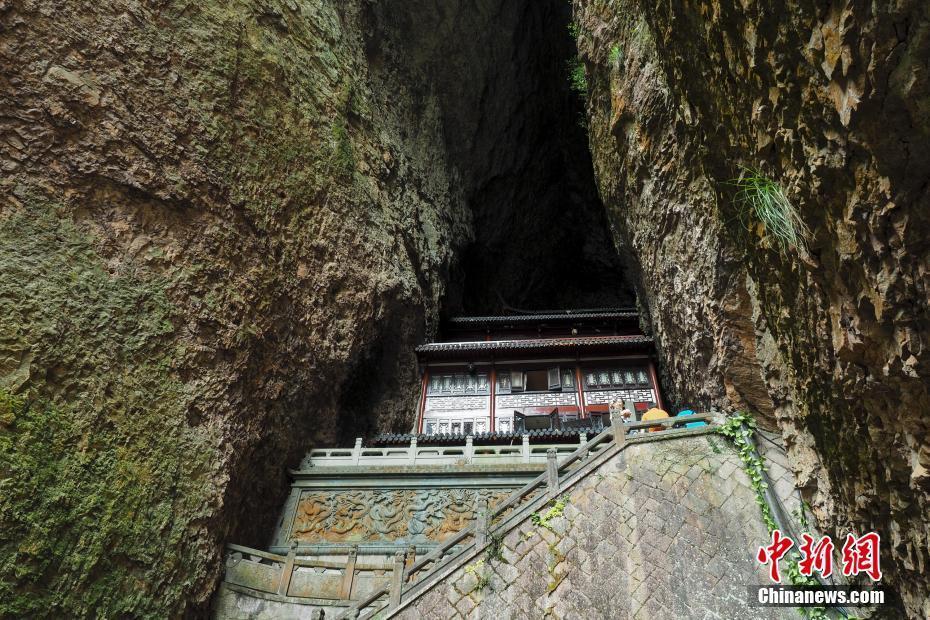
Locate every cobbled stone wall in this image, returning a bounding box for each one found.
[397,435,795,619]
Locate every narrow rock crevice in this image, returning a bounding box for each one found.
[364,0,635,316]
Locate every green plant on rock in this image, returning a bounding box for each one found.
[485,532,506,563]
[568,59,587,98]
[330,122,355,177]
[727,167,811,254]
[0,202,221,618]
[568,20,581,40]
[609,44,622,65]
[531,495,569,531]
[717,413,776,532]
[464,559,491,592]
[546,542,566,593]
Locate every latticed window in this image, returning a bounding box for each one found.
[583,367,652,389]
[428,372,490,395]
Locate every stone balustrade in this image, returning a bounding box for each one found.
[300,412,712,470]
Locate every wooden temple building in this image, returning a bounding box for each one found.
[396,308,664,440]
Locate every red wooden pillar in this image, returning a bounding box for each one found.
[647,359,665,411]
[489,367,496,432]
[416,368,429,434]
[574,364,586,418]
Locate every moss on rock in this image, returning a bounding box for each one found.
[0,202,220,617]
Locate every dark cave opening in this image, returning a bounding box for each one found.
[366,0,635,317]
[448,4,634,315]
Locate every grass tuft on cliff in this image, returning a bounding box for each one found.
[728,168,810,253]
[568,59,587,98]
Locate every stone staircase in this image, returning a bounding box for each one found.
[213,414,753,619]
[338,416,719,619]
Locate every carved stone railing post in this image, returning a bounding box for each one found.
[521,433,530,463]
[465,435,474,464]
[579,431,588,460]
[546,449,559,499]
[389,550,405,608]
[474,498,489,548]
[405,544,416,581]
[339,545,358,599]
[277,540,298,596]
[352,437,363,465]
[408,435,417,465]
[612,414,626,448]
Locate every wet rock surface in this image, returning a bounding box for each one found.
[575,0,930,615]
[0,0,628,616]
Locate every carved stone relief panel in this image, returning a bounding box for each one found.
[290,488,509,544]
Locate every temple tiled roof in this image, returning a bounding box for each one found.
[446,309,638,325]
[415,334,653,355]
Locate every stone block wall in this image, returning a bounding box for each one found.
[396,436,795,619]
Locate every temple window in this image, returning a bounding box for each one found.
[422,416,491,436]
[497,373,512,393]
[497,367,571,393]
[525,369,548,391]
[428,372,490,395]
[583,366,651,389]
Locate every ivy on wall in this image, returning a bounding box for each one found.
[717,413,829,620]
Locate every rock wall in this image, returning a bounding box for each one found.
[573,0,930,615]
[0,1,468,616]
[397,435,793,620]
[0,0,630,616]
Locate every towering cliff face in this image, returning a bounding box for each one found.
[0,0,628,617]
[0,1,464,616]
[574,0,930,615]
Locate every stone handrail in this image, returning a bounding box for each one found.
[301,413,710,471]
[298,435,598,469]
[224,542,404,601]
[336,413,717,619]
